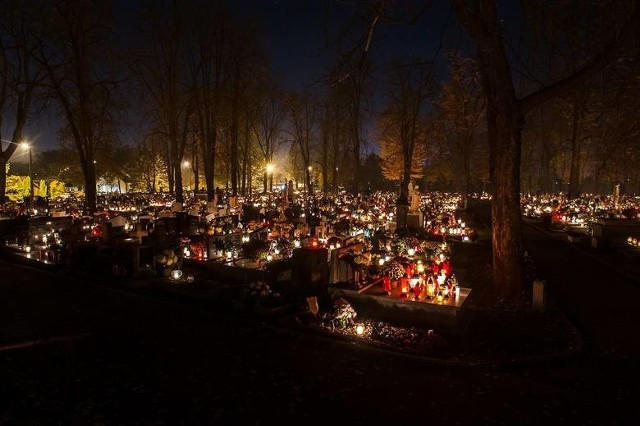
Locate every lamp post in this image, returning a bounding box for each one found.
[21,142,33,201]
[266,163,274,192]
[182,160,192,191]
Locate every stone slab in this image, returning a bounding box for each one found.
[328,280,472,332]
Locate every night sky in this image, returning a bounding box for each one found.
[20,0,446,155]
[19,0,519,156]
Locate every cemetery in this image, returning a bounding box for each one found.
[1,188,638,356]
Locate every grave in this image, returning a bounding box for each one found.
[590,219,640,250]
[329,279,473,332]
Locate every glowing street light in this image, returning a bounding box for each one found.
[182,160,192,191]
[266,163,274,191]
[21,142,33,201]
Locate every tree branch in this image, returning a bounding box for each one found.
[518,3,640,114]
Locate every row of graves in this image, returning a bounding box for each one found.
[0,190,480,333]
[521,191,640,279]
[521,192,640,247]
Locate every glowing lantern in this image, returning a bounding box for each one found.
[382,276,391,294]
[400,277,409,295]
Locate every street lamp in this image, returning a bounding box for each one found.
[266,163,274,192]
[182,160,192,191]
[21,142,33,201]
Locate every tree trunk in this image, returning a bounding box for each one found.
[453,0,524,297]
[230,100,239,197]
[83,161,97,213]
[568,92,585,199]
[490,119,524,298]
[175,161,184,203]
[0,162,8,203]
[263,171,268,193]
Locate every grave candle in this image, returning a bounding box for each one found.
[400,277,409,295]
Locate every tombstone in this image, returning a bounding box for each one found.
[292,247,329,303]
[406,211,424,229]
[100,222,113,244]
[207,201,217,214]
[110,215,127,228]
[171,201,183,212]
[175,211,190,235]
[229,195,237,208]
[134,223,148,243]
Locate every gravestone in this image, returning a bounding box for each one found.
[291,247,329,302]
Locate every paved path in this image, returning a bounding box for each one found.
[1,222,639,424]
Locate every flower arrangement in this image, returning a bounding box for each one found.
[246,280,280,299]
[392,239,408,254]
[353,254,369,271]
[241,281,282,307]
[156,249,181,271]
[190,241,206,259]
[241,238,270,261]
[332,298,358,328]
[402,236,420,251]
[272,237,293,258]
[385,260,406,280]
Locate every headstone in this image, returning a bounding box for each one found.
[406,211,424,229]
[292,247,329,300]
[171,202,183,212]
[134,223,147,243]
[110,215,127,228]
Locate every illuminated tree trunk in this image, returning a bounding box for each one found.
[453,0,524,296]
[568,91,587,199]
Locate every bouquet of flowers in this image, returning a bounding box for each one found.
[156,249,181,270]
[385,260,406,281]
[332,298,358,328]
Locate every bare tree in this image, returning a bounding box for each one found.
[379,59,433,205]
[288,90,319,196]
[434,53,486,207]
[34,0,120,212]
[134,0,194,202]
[451,0,639,297]
[0,0,45,202]
[251,89,286,193]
